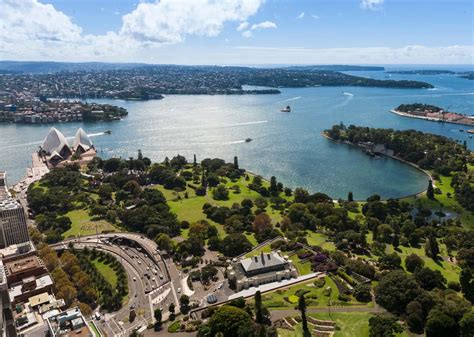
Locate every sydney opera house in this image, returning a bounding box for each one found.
[39,127,96,166]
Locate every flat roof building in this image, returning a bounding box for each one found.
[47,307,92,337]
[0,172,30,249]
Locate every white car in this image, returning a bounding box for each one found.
[133,277,136,281]
[177,288,181,293]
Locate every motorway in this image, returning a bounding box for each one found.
[51,233,184,336]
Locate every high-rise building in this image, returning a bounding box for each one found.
[0,172,29,249]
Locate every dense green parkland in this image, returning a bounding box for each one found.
[92,258,119,288]
[62,209,118,238]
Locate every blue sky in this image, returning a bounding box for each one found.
[1,0,473,64]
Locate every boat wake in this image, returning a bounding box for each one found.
[87,132,106,137]
[342,92,354,96]
[278,96,302,103]
[226,120,268,127]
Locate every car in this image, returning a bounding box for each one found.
[159,274,164,279]
[218,283,223,290]
[177,288,181,293]
[146,267,150,271]
[152,277,155,281]
[133,277,136,281]
[138,261,141,265]
[153,269,157,275]
[95,312,101,320]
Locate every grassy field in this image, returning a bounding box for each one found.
[258,276,365,310]
[277,312,412,337]
[386,244,460,283]
[305,232,336,251]
[92,258,118,288]
[62,209,118,238]
[289,255,312,276]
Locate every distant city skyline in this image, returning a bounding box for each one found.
[1,0,473,64]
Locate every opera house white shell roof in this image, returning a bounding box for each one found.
[72,128,94,152]
[41,127,71,156]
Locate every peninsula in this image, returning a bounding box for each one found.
[386,69,455,75]
[390,103,474,126]
[0,63,433,101]
[0,97,127,124]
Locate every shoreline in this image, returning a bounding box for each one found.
[321,132,432,201]
[390,109,474,127]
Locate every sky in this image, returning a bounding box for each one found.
[0,0,473,65]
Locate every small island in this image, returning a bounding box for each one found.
[458,71,474,80]
[390,103,474,126]
[386,70,455,75]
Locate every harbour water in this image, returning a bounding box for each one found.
[0,68,472,199]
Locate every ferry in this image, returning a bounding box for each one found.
[245,138,252,143]
[280,105,291,112]
[104,130,112,135]
[467,129,474,134]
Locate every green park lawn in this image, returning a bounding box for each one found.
[92,258,118,288]
[386,244,460,283]
[62,209,118,238]
[305,232,336,252]
[278,312,411,337]
[259,276,363,310]
[289,255,312,276]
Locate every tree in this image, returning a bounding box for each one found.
[255,290,263,324]
[206,305,253,337]
[427,180,435,200]
[155,233,174,254]
[375,270,422,315]
[269,176,278,196]
[348,191,354,202]
[252,213,273,235]
[406,300,425,334]
[154,308,162,330]
[460,310,474,337]
[414,267,446,290]
[354,284,372,302]
[219,234,252,257]
[405,253,425,273]
[212,184,229,200]
[425,235,440,259]
[293,188,309,203]
[168,303,175,314]
[425,309,458,337]
[180,295,190,314]
[298,295,311,337]
[460,268,474,304]
[369,314,402,337]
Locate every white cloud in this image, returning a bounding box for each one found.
[242,30,252,38]
[311,14,319,20]
[360,0,384,10]
[297,12,304,19]
[0,0,266,60]
[237,21,249,31]
[250,21,277,30]
[120,0,265,44]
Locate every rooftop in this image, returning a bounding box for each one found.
[47,307,92,337]
[240,252,287,274]
[5,255,44,275]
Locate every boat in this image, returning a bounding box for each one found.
[460,129,464,132]
[467,129,474,134]
[104,130,112,135]
[245,138,252,143]
[280,105,291,112]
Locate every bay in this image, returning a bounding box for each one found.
[0,68,472,200]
